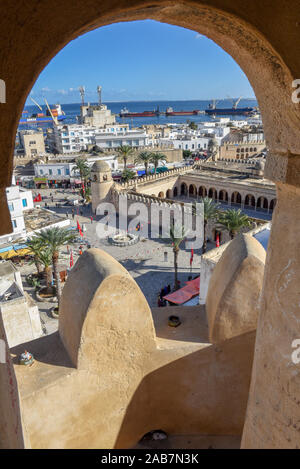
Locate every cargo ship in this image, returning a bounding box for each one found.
[119,106,160,118]
[205,98,255,116]
[165,107,200,116]
[19,103,66,125]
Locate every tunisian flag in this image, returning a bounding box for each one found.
[69,250,74,268]
[76,220,83,237]
[216,234,220,248]
[33,193,42,202]
[190,248,194,266]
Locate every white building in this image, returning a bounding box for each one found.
[94,129,148,149]
[34,155,118,187]
[159,136,212,151]
[49,123,132,154]
[48,124,97,154]
[0,176,34,243]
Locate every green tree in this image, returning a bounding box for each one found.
[135,151,152,175]
[188,121,197,130]
[150,152,167,174]
[169,224,187,290]
[72,157,91,193]
[27,238,53,292]
[194,197,220,253]
[117,145,134,170]
[34,227,77,306]
[183,150,192,160]
[121,169,136,182]
[217,209,252,239]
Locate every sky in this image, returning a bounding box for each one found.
[28,20,255,104]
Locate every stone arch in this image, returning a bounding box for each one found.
[269,198,277,211]
[158,191,164,198]
[166,189,172,199]
[257,196,268,210]
[219,189,229,203]
[245,194,256,207]
[208,187,218,200]
[189,184,197,197]
[180,182,187,196]
[198,186,207,197]
[231,191,242,205]
[173,187,178,197]
[0,1,300,451]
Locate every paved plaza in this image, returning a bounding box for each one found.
[20,187,203,336]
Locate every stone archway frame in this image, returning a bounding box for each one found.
[1,1,299,231]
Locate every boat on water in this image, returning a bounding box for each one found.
[119,106,160,118]
[19,103,66,125]
[205,98,255,116]
[165,106,200,116]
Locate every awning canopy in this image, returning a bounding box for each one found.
[163,277,200,305]
[0,248,31,259]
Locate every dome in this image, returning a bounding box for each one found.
[91,160,111,173]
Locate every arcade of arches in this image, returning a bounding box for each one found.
[170,181,276,213]
[0,0,300,451]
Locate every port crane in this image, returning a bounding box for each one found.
[230,96,242,109]
[97,85,102,106]
[79,86,85,106]
[30,96,43,112]
[43,97,58,125]
[208,99,219,110]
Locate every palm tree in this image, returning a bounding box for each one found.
[150,152,167,174]
[34,227,77,306]
[170,224,186,290]
[116,145,134,170]
[135,151,152,175]
[122,169,136,182]
[194,197,220,253]
[217,208,252,239]
[27,238,53,292]
[72,157,91,193]
[27,237,43,276]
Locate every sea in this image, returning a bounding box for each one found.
[20,98,258,131]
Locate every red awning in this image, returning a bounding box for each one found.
[163,277,200,305]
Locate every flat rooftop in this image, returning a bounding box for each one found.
[24,208,68,232]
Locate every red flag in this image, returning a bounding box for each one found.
[69,250,74,268]
[190,248,194,266]
[76,220,83,237]
[216,234,220,248]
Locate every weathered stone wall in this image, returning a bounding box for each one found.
[10,248,256,448]
[0,315,24,448]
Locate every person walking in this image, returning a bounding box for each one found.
[90,216,93,224]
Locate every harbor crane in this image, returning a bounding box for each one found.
[232,96,242,109]
[30,96,43,112]
[79,86,85,106]
[43,97,58,125]
[209,99,219,110]
[97,85,102,106]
